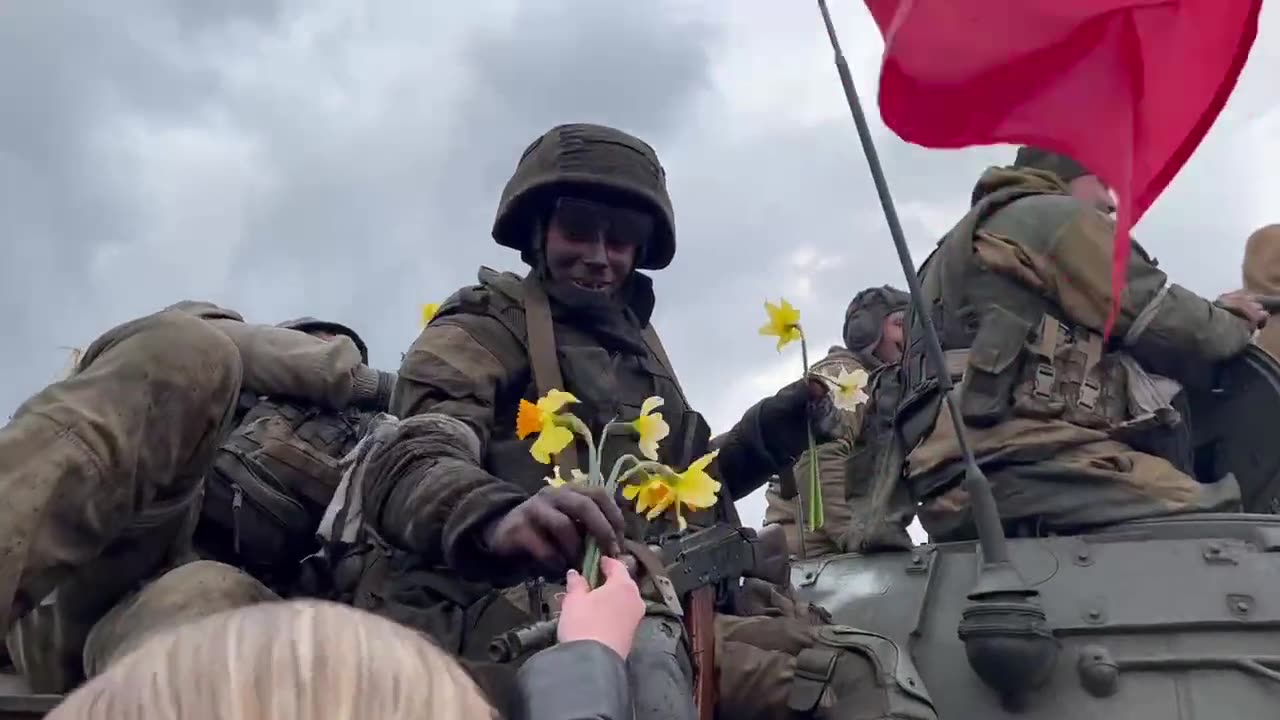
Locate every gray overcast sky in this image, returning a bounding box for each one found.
[3,1,1278,534]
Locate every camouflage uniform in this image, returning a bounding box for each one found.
[192,315,387,594]
[1243,224,1280,360]
[895,148,1250,542]
[0,301,394,693]
[356,124,937,720]
[763,287,914,558]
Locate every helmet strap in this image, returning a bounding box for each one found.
[528,215,552,279]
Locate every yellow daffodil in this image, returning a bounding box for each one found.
[545,465,588,488]
[759,298,803,351]
[623,450,722,530]
[631,396,670,460]
[820,367,870,412]
[622,475,671,514]
[516,389,580,464]
[420,302,441,328]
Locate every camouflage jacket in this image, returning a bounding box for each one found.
[163,302,393,582]
[167,300,392,412]
[897,168,1252,533]
[364,267,822,586]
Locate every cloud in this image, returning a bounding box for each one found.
[4,0,1278,551]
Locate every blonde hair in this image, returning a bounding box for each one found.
[48,600,497,720]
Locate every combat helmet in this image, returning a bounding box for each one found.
[843,285,909,367]
[277,316,369,364]
[1012,146,1091,184]
[492,123,677,271]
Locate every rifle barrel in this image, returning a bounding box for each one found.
[488,618,559,662]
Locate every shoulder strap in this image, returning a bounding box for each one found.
[641,325,690,405]
[521,275,581,472]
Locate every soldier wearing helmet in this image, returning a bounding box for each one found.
[0,301,395,694]
[276,315,371,364]
[895,146,1266,543]
[763,285,915,558]
[356,123,933,720]
[1243,223,1280,361]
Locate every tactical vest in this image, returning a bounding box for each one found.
[196,393,372,586]
[456,268,724,539]
[898,187,1132,498]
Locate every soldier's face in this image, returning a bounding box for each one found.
[1068,175,1117,217]
[874,310,905,364]
[544,196,653,294]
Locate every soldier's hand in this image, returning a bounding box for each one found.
[1215,290,1269,329]
[482,485,626,571]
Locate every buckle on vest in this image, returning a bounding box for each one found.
[1078,378,1101,411]
[1033,363,1056,399]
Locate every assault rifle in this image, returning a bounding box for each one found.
[487,520,790,663]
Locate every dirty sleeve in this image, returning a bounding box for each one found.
[364,311,531,581]
[711,377,840,500]
[975,202,1254,380]
[167,300,393,410]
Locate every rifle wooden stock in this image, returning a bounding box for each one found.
[686,585,717,720]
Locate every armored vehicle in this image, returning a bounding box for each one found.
[791,344,1280,719]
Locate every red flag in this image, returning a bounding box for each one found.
[864,0,1262,336]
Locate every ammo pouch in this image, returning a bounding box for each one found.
[201,401,358,577]
[959,305,1032,427]
[959,309,1128,432]
[787,626,937,720]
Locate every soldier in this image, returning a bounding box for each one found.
[0,301,395,694]
[192,315,388,596]
[762,285,914,557]
[893,146,1267,542]
[356,123,937,720]
[1243,224,1280,360]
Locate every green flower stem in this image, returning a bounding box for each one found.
[582,541,603,588]
[560,415,607,587]
[605,454,641,494]
[598,419,636,474]
[575,419,639,589]
[798,330,824,531]
[616,461,676,488]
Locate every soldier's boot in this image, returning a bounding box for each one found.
[0,309,243,692]
[715,615,938,720]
